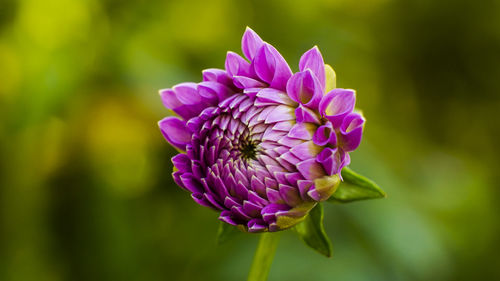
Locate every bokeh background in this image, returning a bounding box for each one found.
[1,0,500,280]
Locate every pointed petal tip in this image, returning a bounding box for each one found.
[299,46,326,89]
[242,27,265,61]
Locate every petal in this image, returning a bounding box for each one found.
[180,173,203,193]
[248,218,267,232]
[339,112,365,152]
[266,188,286,204]
[219,210,239,225]
[242,27,264,61]
[261,203,289,216]
[308,174,340,201]
[233,76,267,89]
[297,180,314,200]
[160,88,200,120]
[324,64,336,92]
[225,51,252,77]
[256,88,297,106]
[159,88,181,110]
[202,68,233,87]
[299,46,326,90]
[278,184,302,206]
[287,122,316,140]
[319,88,356,127]
[264,105,295,124]
[316,147,342,176]
[295,105,321,124]
[297,158,326,180]
[198,81,234,102]
[171,153,191,173]
[192,193,218,210]
[290,140,322,161]
[253,43,292,91]
[286,69,323,109]
[312,122,337,146]
[165,83,212,119]
[173,82,201,105]
[158,117,191,150]
[243,200,263,217]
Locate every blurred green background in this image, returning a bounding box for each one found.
[1,0,499,280]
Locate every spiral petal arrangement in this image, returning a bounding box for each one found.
[159,28,365,232]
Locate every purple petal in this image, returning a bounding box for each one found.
[158,117,191,150]
[219,211,239,225]
[264,105,295,124]
[286,69,323,109]
[231,206,252,220]
[261,203,289,216]
[171,153,191,173]
[295,105,321,124]
[266,188,285,204]
[192,193,218,210]
[225,51,252,77]
[198,81,234,102]
[319,89,356,127]
[253,43,292,91]
[339,112,365,152]
[256,88,297,106]
[233,76,267,89]
[290,141,322,160]
[280,152,301,166]
[297,180,314,200]
[312,122,337,146]
[173,171,185,190]
[288,122,316,140]
[299,46,326,89]
[180,173,203,193]
[297,158,326,180]
[316,147,342,176]
[204,193,224,210]
[202,68,233,86]
[159,88,181,110]
[248,190,269,206]
[278,184,302,206]
[161,83,212,119]
[173,83,201,104]
[247,218,267,232]
[160,88,199,120]
[243,200,262,217]
[224,196,240,209]
[242,27,265,61]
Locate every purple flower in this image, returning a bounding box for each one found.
[158,28,365,232]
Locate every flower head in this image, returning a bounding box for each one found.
[159,28,365,232]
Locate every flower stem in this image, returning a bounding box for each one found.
[247,232,281,281]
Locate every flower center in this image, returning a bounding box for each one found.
[239,138,259,160]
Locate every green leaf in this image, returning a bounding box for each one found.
[328,167,386,203]
[216,221,241,245]
[294,203,332,257]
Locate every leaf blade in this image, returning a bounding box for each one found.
[294,203,332,257]
[328,167,386,203]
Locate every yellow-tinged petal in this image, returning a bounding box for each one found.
[275,202,316,230]
[324,64,336,93]
[312,174,341,201]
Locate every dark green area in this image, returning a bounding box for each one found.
[0,0,499,280]
[294,203,332,257]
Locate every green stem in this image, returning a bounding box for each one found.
[247,232,281,281]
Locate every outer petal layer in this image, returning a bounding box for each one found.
[253,43,293,91]
[158,117,191,150]
[299,46,326,90]
[319,89,356,127]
